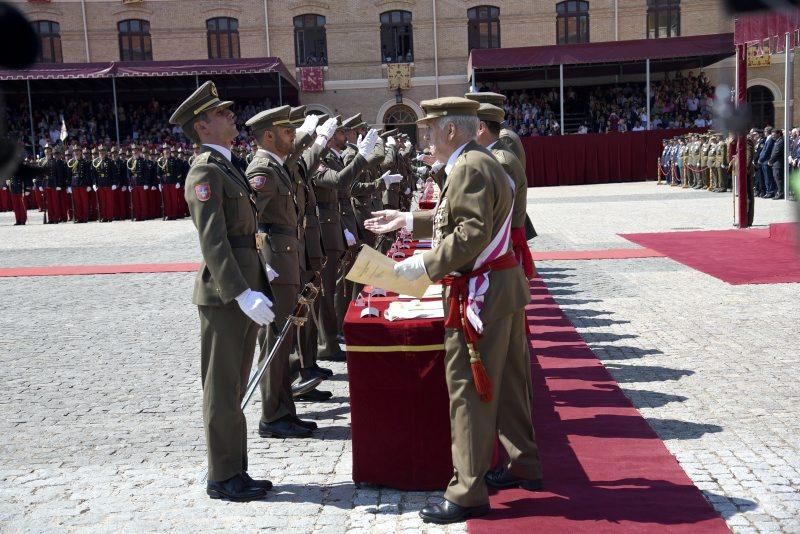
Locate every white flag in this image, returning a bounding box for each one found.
[60,115,67,142]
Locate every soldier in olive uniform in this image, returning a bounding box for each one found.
[714,136,728,192]
[311,118,377,361]
[170,81,275,502]
[707,136,719,191]
[366,98,541,524]
[244,105,320,439]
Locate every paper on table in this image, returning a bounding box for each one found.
[345,245,430,298]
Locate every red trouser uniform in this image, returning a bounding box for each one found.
[11,193,27,224]
[0,188,11,211]
[44,187,62,223]
[97,187,115,221]
[32,188,44,211]
[72,187,90,223]
[88,190,99,221]
[114,188,128,220]
[150,187,162,219]
[162,184,180,219]
[131,186,148,221]
[60,190,72,221]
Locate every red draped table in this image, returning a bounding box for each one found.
[342,242,453,490]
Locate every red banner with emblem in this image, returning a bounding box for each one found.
[299,66,324,92]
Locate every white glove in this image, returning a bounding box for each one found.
[315,118,338,141]
[404,141,412,151]
[175,183,180,189]
[296,114,319,136]
[404,187,411,195]
[386,136,397,148]
[122,186,127,192]
[381,171,403,187]
[111,185,117,191]
[235,289,275,326]
[67,187,72,193]
[143,185,149,190]
[357,129,379,158]
[394,254,427,281]
[87,186,92,192]
[414,154,425,162]
[158,184,163,191]
[38,186,44,192]
[56,187,62,191]
[343,229,357,246]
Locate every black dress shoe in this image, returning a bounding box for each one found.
[296,388,333,402]
[308,364,333,378]
[242,471,273,490]
[419,499,489,524]
[291,375,323,396]
[318,349,346,362]
[301,366,331,381]
[485,468,543,491]
[289,414,318,430]
[207,473,266,502]
[259,416,312,439]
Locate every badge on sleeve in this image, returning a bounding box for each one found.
[194,183,211,202]
[250,175,266,190]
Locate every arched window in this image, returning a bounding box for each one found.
[747,85,775,129]
[647,0,680,39]
[207,17,240,59]
[556,1,589,45]
[380,10,413,63]
[294,14,328,66]
[33,20,62,63]
[383,104,418,145]
[118,19,152,61]
[468,6,501,51]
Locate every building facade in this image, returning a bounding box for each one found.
[12,0,797,131]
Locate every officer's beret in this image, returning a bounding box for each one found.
[245,105,294,134]
[464,91,506,106]
[418,97,479,124]
[169,81,233,127]
[476,103,505,124]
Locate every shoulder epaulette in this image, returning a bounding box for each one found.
[191,152,210,167]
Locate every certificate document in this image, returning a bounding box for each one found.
[345,246,430,298]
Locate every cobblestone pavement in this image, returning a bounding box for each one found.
[1,182,798,532]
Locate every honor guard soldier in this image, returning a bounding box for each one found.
[110,146,129,220]
[366,97,542,524]
[127,145,148,221]
[40,144,67,223]
[69,146,93,223]
[312,118,377,361]
[170,80,275,502]
[244,105,320,439]
[94,145,117,222]
[158,143,181,220]
[9,166,30,225]
[144,147,161,219]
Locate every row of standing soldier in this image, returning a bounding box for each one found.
[657,132,735,192]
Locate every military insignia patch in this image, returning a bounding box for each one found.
[250,175,267,190]
[194,183,211,202]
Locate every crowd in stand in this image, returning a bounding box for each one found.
[493,71,714,136]
[5,96,273,158]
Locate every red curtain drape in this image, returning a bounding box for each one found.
[522,128,703,187]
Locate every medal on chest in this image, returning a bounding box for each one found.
[432,197,447,249]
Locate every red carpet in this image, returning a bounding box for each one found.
[0,262,199,277]
[468,279,728,534]
[621,227,800,285]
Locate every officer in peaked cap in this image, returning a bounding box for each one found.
[169,80,274,502]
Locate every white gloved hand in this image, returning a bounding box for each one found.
[111,185,117,191]
[414,154,425,162]
[357,129,379,158]
[121,186,127,192]
[386,136,397,148]
[143,185,149,190]
[235,289,275,326]
[404,141,412,151]
[315,118,338,141]
[394,254,427,281]
[297,113,320,136]
[343,228,357,246]
[175,183,180,189]
[381,171,403,187]
[38,186,44,192]
[158,184,163,191]
[404,187,411,195]
[56,187,62,191]
[67,187,72,193]
[87,186,93,192]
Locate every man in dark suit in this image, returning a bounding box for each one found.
[759,126,776,198]
[769,129,785,200]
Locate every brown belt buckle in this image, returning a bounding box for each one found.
[255,232,266,251]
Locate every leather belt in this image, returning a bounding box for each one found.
[317,201,336,210]
[228,234,256,249]
[258,223,299,238]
